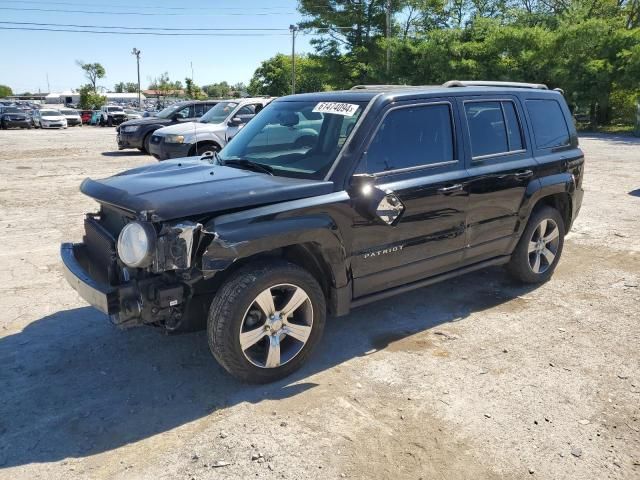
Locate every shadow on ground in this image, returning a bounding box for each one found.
[0,266,536,468]
[101,150,146,157]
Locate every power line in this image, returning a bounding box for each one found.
[0,0,298,9]
[0,21,288,31]
[0,26,291,36]
[0,21,353,32]
[0,6,296,16]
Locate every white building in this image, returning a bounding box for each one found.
[45,91,146,105]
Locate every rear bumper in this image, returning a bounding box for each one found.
[61,243,119,315]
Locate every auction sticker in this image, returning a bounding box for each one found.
[312,102,359,117]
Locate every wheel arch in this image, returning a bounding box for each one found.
[199,214,350,316]
[188,140,222,156]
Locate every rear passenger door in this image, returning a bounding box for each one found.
[457,96,537,264]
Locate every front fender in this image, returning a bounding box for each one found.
[199,213,349,288]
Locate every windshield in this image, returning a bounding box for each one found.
[61,109,77,115]
[4,107,20,113]
[156,104,183,119]
[40,110,60,116]
[199,101,238,124]
[107,106,123,112]
[219,100,367,180]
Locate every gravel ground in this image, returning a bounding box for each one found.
[0,127,638,480]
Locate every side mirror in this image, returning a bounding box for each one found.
[228,116,243,127]
[349,174,405,225]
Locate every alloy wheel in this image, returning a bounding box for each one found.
[239,283,313,369]
[528,218,560,274]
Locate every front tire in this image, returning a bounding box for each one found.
[208,261,326,383]
[507,205,565,283]
[194,142,220,156]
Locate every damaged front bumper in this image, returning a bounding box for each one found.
[61,243,120,315]
[61,242,186,328]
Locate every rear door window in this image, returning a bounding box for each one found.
[526,99,570,149]
[464,100,524,158]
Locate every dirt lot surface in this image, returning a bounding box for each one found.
[0,127,638,480]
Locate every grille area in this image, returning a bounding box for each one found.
[83,216,117,284]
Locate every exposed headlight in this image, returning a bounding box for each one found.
[164,134,185,144]
[117,221,156,268]
[122,125,140,133]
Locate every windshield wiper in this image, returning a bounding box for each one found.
[223,159,274,176]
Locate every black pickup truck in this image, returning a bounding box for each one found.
[61,81,584,383]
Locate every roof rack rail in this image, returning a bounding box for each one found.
[443,80,548,90]
[350,84,440,91]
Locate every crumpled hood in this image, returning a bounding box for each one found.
[154,121,224,136]
[80,157,333,221]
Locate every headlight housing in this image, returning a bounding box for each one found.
[164,134,185,144]
[117,221,156,268]
[122,125,140,133]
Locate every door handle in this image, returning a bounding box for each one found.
[437,184,463,194]
[514,170,533,180]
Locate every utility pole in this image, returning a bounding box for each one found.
[289,24,299,95]
[46,73,50,93]
[386,0,391,79]
[190,61,194,83]
[131,48,141,107]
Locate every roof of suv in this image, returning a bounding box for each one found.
[276,82,561,104]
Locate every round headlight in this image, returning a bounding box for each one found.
[117,221,156,268]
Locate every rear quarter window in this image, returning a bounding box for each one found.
[526,99,570,149]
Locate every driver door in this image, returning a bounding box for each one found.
[348,99,469,298]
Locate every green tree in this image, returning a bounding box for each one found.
[0,84,12,97]
[113,82,138,93]
[203,81,231,98]
[76,61,106,93]
[184,78,207,99]
[78,84,106,109]
[248,54,332,96]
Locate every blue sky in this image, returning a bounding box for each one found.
[0,0,313,93]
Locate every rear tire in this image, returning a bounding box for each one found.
[507,205,565,284]
[208,260,326,383]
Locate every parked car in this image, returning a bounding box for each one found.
[124,109,143,121]
[80,110,93,124]
[32,109,67,129]
[147,98,274,160]
[100,105,127,127]
[90,110,101,126]
[116,100,219,153]
[0,106,32,129]
[60,108,82,127]
[61,81,584,383]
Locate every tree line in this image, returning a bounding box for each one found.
[247,0,640,127]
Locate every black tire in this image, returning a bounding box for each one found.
[208,260,326,383]
[1,122,6,130]
[507,205,565,284]
[142,132,153,154]
[193,142,220,156]
[107,116,113,127]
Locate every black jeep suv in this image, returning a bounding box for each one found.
[116,100,218,153]
[61,81,584,383]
